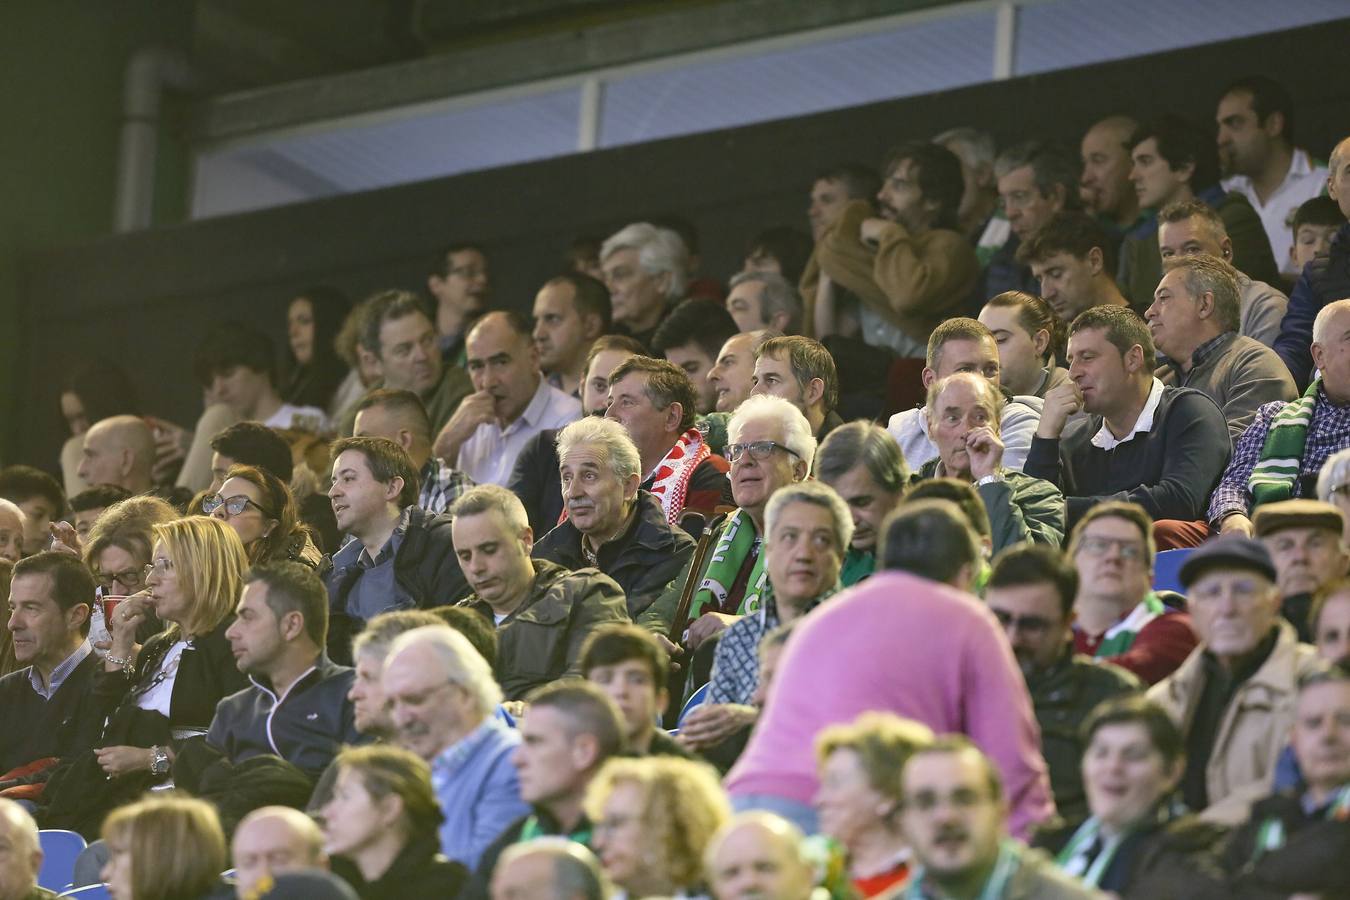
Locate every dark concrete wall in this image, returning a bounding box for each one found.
[16,18,1350,470]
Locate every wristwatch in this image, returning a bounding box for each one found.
[149,745,171,777]
[975,473,1005,487]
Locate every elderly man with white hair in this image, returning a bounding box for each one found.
[0,798,47,900]
[680,480,851,755]
[600,222,689,349]
[532,417,695,618]
[381,624,529,871]
[642,394,816,647]
[705,811,818,900]
[1213,297,1350,536]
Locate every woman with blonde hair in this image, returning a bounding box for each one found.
[585,756,731,898]
[814,712,934,897]
[42,516,251,836]
[205,463,323,569]
[102,794,228,900]
[322,745,467,899]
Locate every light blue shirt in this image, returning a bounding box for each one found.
[430,715,529,869]
[457,378,582,485]
[29,640,93,700]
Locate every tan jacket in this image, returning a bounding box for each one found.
[1147,621,1321,824]
[803,199,978,345]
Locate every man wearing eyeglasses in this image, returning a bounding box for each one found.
[1149,534,1323,824]
[0,552,102,795]
[986,545,1141,823]
[641,395,814,645]
[1069,502,1198,686]
[428,244,491,366]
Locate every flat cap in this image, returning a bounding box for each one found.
[1252,499,1344,538]
[1179,534,1277,588]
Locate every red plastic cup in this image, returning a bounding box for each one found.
[102,596,127,624]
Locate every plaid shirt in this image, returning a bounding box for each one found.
[420,456,474,514]
[707,583,834,706]
[1209,385,1350,523]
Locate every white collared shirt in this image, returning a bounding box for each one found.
[456,378,582,485]
[1221,148,1327,277]
[1091,377,1164,451]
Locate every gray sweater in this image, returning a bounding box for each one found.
[1157,331,1296,441]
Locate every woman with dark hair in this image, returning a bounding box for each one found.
[1034,695,1225,898]
[205,463,324,569]
[321,745,467,899]
[283,285,352,413]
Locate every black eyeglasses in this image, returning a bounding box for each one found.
[726,441,801,463]
[202,494,273,518]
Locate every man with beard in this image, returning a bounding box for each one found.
[812,141,978,357]
[986,544,1141,822]
[899,738,1104,899]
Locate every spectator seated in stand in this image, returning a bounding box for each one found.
[532,272,611,400]
[533,417,695,619]
[101,795,230,900]
[986,544,1141,822]
[1025,304,1231,546]
[580,624,690,759]
[0,465,65,557]
[1253,499,1349,642]
[1067,502,1198,686]
[814,421,908,586]
[978,291,1070,400]
[451,485,629,700]
[232,805,330,900]
[352,389,474,515]
[67,485,132,542]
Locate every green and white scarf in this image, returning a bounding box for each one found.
[690,509,769,618]
[1249,379,1321,507]
[1094,593,1166,658]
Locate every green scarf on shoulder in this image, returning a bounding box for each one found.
[1248,379,1320,507]
[690,509,769,618]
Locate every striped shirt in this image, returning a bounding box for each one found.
[419,456,474,515]
[29,640,93,700]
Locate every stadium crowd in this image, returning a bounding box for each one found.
[0,73,1348,900]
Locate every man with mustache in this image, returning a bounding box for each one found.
[899,737,1103,899]
[811,140,977,357]
[986,545,1141,823]
[531,417,694,619]
[439,311,582,487]
[381,624,527,870]
[680,481,850,761]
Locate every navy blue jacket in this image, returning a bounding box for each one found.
[206,654,363,778]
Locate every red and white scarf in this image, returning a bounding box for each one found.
[647,427,710,525]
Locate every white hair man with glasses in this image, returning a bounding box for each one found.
[641,395,815,648]
[1069,502,1198,686]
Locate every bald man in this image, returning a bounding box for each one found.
[439,311,581,485]
[1079,115,1141,230]
[232,806,328,899]
[490,837,609,900]
[0,798,48,900]
[0,501,24,563]
[705,812,815,900]
[76,416,154,494]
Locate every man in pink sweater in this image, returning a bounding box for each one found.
[725,499,1056,838]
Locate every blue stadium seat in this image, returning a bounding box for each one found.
[678,682,710,728]
[1153,548,1193,594]
[38,829,87,893]
[58,885,110,899]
